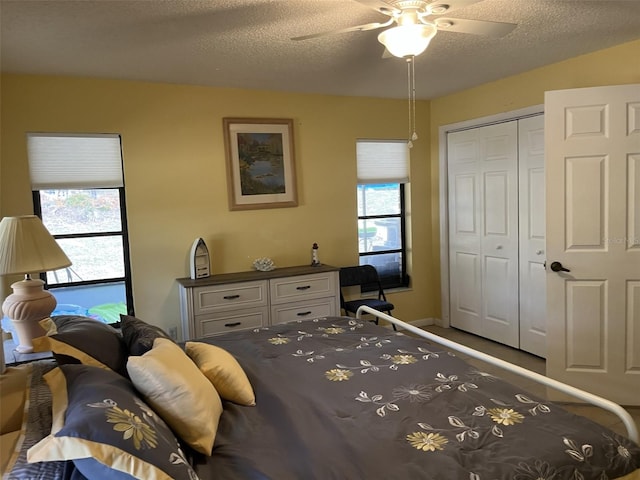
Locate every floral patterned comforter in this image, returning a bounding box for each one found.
[190,316,640,480]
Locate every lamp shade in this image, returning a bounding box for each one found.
[0,215,71,276]
[378,23,437,58]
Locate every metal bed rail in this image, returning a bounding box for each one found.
[356,305,639,442]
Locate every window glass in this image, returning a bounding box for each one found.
[37,188,131,324]
[357,184,400,216]
[40,189,122,235]
[48,282,128,324]
[46,235,125,284]
[356,182,407,289]
[361,252,403,284]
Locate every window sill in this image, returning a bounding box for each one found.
[361,285,411,298]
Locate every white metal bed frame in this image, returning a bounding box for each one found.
[356,305,639,442]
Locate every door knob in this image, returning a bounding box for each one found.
[550,261,570,273]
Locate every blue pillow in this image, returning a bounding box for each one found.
[27,364,198,480]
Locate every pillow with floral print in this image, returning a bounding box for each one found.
[27,364,198,480]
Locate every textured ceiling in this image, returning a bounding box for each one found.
[1,0,640,100]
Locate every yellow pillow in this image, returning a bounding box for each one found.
[126,338,221,455]
[185,342,256,406]
[0,364,30,435]
[1,364,30,475]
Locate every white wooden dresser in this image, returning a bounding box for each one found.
[176,265,340,340]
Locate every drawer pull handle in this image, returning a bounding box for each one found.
[224,322,242,327]
[296,285,311,290]
[223,295,241,300]
[297,311,312,316]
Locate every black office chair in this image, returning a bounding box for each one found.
[339,265,395,329]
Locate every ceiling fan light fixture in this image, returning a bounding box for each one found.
[377,23,437,58]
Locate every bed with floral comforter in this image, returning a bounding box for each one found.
[189,316,640,480]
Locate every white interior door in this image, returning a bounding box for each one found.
[448,121,519,347]
[518,115,547,357]
[545,84,640,405]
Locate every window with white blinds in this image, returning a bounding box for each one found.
[356,140,410,185]
[27,133,123,189]
[27,132,133,325]
[354,139,409,290]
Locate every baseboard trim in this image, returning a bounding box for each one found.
[380,317,436,330]
[408,317,435,328]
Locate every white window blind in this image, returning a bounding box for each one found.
[356,140,409,184]
[27,133,124,189]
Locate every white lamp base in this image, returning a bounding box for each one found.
[2,278,56,354]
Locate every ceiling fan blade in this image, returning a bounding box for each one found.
[352,0,401,15]
[429,0,483,15]
[291,18,394,41]
[434,17,517,37]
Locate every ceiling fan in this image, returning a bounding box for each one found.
[292,0,517,58]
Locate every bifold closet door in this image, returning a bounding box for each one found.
[517,115,546,357]
[447,121,519,348]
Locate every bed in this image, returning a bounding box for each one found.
[2,309,639,480]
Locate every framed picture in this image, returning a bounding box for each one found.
[223,117,298,210]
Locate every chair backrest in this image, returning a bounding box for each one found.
[339,265,386,300]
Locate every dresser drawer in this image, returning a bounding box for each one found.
[270,272,337,305]
[270,297,337,326]
[178,266,340,341]
[196,307,268,338]
[194,280,267,314]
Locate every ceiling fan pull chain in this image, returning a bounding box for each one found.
[411,55,418,143]
[407,57,412,148]
[407,55,418,149]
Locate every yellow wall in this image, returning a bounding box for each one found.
[2,39,638,335]
[429,38,640,316]
[0,75,433,335]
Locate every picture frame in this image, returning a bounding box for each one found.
[223,117,298,211]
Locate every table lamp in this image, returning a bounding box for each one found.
[0,215,71,353]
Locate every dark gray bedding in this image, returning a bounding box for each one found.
[190,316,640,480]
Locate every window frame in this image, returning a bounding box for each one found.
[32,187,135,322]
[357,182,409,290]
[27,131,134,324]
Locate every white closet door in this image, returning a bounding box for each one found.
[518,115,547,357]
[448,121,519,347]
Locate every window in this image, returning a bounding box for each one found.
[356,140,409,289]
[27,133,133,325]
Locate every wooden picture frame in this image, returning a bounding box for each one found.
[223,117,298,210]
